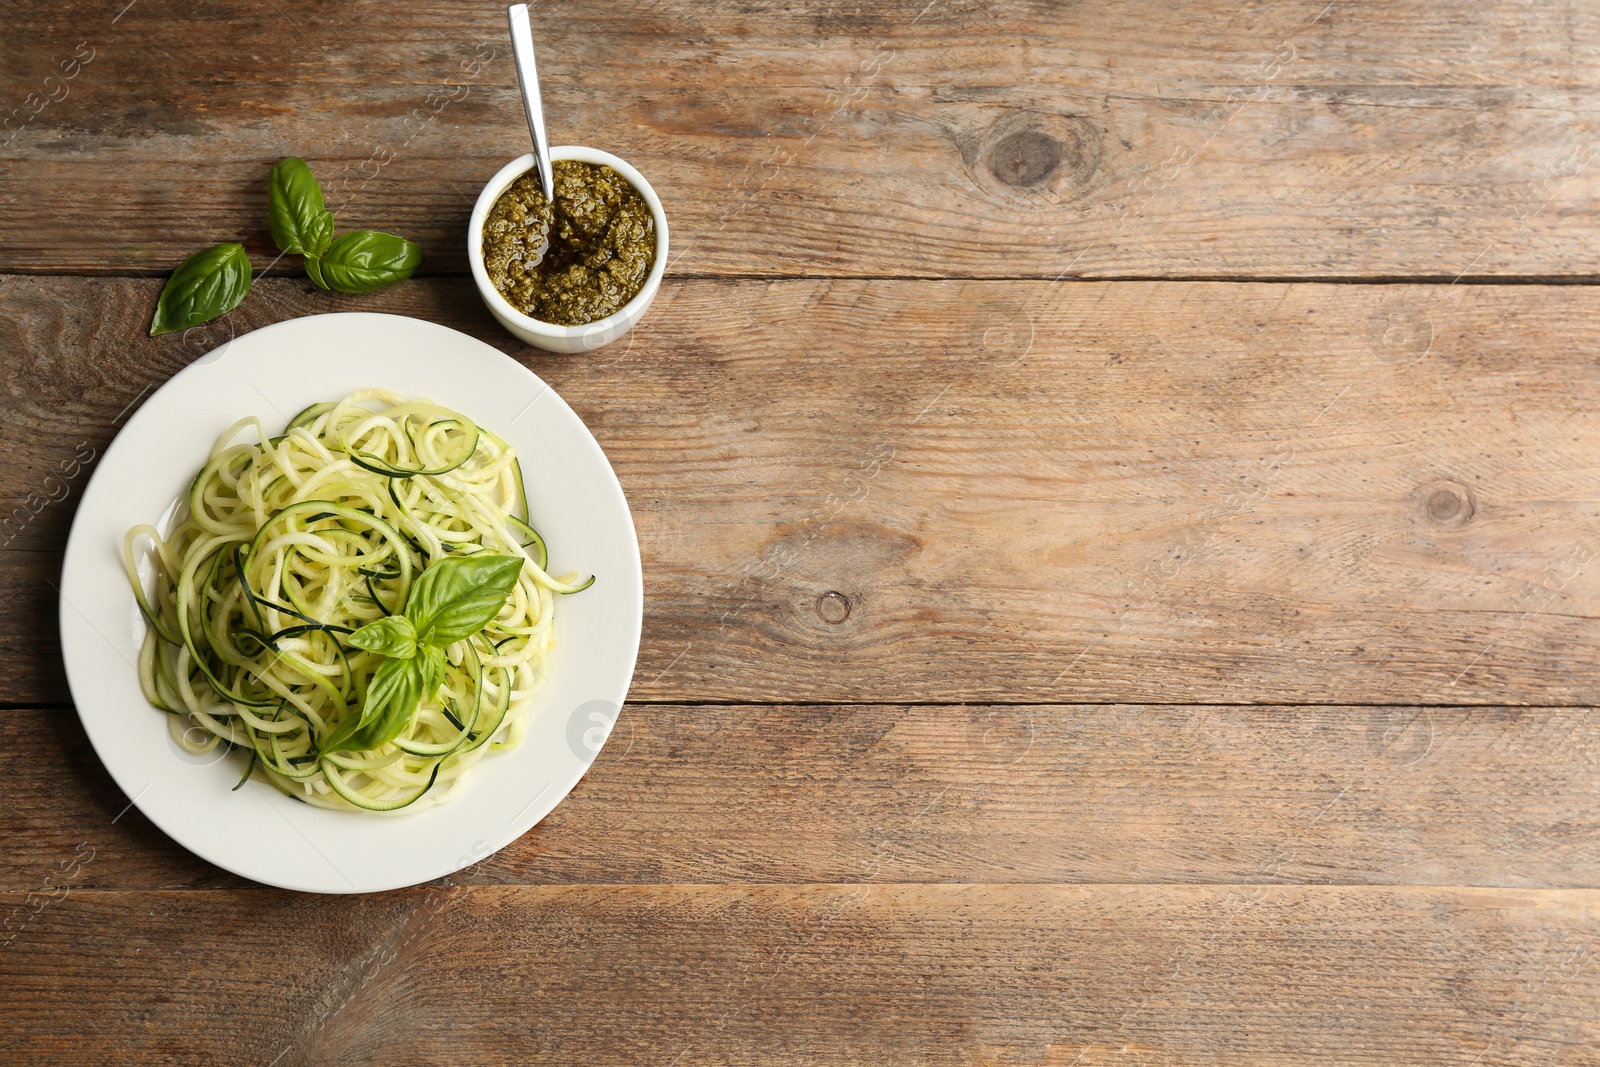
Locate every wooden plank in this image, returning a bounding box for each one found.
[2,883,1596,1064]
[5,0,1600,277]
[6,275,1600,705]
[5,702,1600,894]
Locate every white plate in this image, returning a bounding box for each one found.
[59,313,642,893]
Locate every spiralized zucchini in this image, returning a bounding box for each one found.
[123,389,591,813]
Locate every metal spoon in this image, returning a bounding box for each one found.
[507,3,555,202]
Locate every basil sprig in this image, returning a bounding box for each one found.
[148,155,423,337]
[326,554,523,754]
[311,229,423,294]
[267,157,335,260]
[148,243,252,336]
[271,157,420,293]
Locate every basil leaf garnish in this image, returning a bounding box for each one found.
[326,555,520,756]
[148,243,252,336]
[267,156,334,259]
[324,653,427,753]
[404,554,524,647]
[419,645,446,702]
[347,615,417,659]
[316,229,423,293]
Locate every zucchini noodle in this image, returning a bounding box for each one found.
[123,389,592,813]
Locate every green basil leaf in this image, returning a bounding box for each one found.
[324,654,426,753]
[419,644,446,701]
[404,554,523,647]
[304,254,330,291]
[316,229,422,294]
[267,157,334,258]
[347,615,417,659]
[149,243,252,336]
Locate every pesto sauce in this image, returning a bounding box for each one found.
[481,161,656,326]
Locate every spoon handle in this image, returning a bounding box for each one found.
[507,3,555,202]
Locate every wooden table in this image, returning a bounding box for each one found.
[4,1,1600,1063]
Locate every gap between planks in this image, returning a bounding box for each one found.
[7,700,1600,710]
[10,269,1600,285]
[7,882,1596,895]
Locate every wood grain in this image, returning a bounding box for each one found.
[6,276,1600,705]
[3,883,1596,1065]
[8,3,1600,1063]
[4,702,1600,894]
[5,0,1600,278]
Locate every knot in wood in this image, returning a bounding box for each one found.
[816,590,852,624]
[970,112,1101,206]
[1414,478,1474,528]
[988,129,1064,188]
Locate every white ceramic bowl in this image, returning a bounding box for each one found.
[469,146,668,353]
